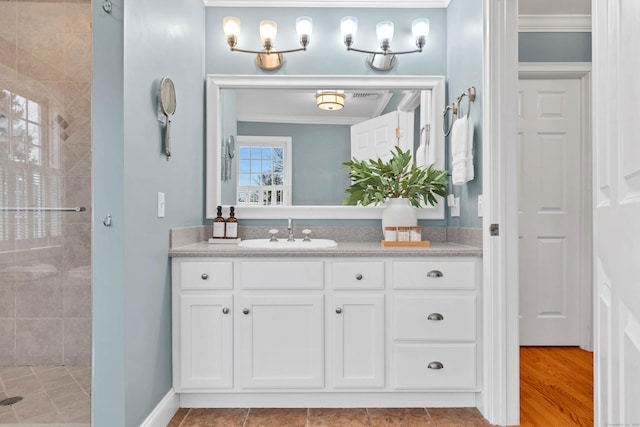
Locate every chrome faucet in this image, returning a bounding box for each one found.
[287,217,295,241]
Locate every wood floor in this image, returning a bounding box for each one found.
[167,347,593,426]
[518,347,593,427]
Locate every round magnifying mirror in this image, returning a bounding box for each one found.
[159,77,176,158]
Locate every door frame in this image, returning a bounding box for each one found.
[518,62,593,351]
[480,1,519,425]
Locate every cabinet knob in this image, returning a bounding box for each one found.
[222,307,230,314]
[427,270,443,278]
[428,361,444,370]
[355,274,363,280]
[427,313,444,321]
[335,307,343,314]
[201,273,209,280]
[242,308,250,315]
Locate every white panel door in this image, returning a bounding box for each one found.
[350,111,413,162]
[332,294,385,388]
[178,294,233,389]
[240,295,323,389]
[593,1,640,425]
[518,79,582,345]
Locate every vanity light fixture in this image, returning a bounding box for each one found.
[223,16,313,71]
[340,16,429,71]
[316,90,345,111]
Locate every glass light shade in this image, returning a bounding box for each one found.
[296,16,313,36]
[259,20,277,44]
[412,18,430,38]
[340,16,358,37]
[223,17,241,37]
[376,21,394,42]
[316,90,345,111]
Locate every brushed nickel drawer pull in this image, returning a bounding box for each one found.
[427,270,443,278]
[336,307,343,314]
[201,273,209,280]
[428,361,444,370]
[222,307,230,314]
[427,313,444,321]
[242,308,250,315]
[355,274,363,280]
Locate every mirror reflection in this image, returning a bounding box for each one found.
[220,88,422,206]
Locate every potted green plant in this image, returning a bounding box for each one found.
[342,146,448,230]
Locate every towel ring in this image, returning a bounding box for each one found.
[442,101,458,137]
[457,87,476,119]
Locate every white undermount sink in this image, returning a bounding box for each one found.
[238,238,337,249]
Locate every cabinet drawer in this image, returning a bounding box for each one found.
[179,261,233,290]
[331,261,385,289]
[239,261,324,289]
[393,343,476,390]
[392,261,476,289]
[394,295,476,341]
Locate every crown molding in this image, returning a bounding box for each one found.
[518,14,592,32]
[203,0,449,7]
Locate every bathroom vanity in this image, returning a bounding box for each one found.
[170,241,482,408]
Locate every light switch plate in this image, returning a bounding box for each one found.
[450,197,460,217]
[157,192,165,218]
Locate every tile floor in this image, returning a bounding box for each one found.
[168,407,496,427]
[0,366,90,426]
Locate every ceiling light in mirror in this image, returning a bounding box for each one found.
[316,90,345,111]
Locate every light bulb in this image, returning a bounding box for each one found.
[340,16,358,37]
[223,17,241,37]
[296,16,313,36]
[376,21,394,43]
[412,18,430,38]
[259,20,277,45]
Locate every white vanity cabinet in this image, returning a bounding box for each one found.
[171,255,481,407]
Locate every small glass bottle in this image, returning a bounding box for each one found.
[397,226,411,242]
[410,226,422,241]
[212,205,226,238]
[225,206,238,239]
[384,226,397,241]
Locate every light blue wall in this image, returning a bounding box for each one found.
[92,0,205,426]
[519,32,592,62]
[446,0,483,228]
[237,122,351,205]
[92,0,126,425]
[206,8,447,76]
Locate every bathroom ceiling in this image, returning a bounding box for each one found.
[204,0,591,15]
[234,88,402,125]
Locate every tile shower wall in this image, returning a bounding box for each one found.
[0,0,92,366]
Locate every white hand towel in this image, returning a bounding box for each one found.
[451,116,469,185]
[465,116,475,181]
[451,116,474,185]
[415,140,427,169]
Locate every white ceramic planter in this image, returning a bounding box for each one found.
[381,198,418,232]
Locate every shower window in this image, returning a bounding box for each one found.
[236,135,292,206]
[0,88,61,242]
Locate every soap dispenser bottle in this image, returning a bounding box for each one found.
[213,205,226,238]
[225,206,238,239]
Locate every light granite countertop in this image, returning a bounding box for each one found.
[169,240,482,258]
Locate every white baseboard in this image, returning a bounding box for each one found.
[140,388,179,427]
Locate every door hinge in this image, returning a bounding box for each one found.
[490,223,499,236]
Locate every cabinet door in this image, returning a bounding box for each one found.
[332,294,385,388]
[240,295,323,389]
[178,295,233,390]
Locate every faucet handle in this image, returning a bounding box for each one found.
[302,229,312,242]
[268,229,279,242]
